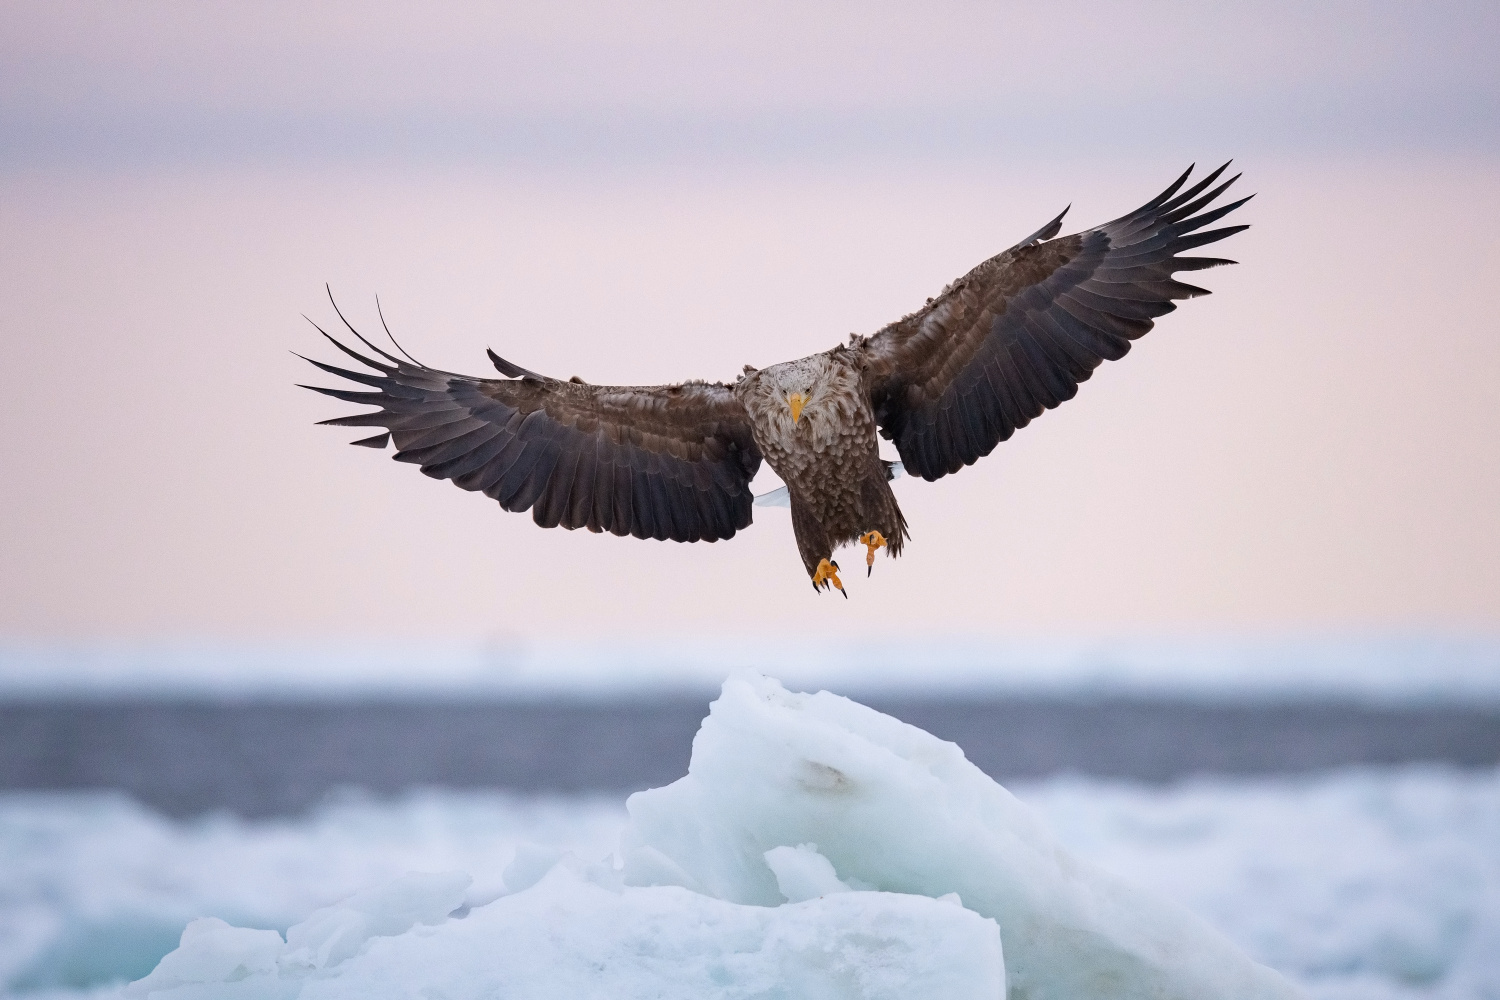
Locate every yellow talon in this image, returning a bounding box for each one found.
[860,531,888,576]
[812,558,846,598]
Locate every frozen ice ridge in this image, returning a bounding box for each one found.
[128,673,1301,999]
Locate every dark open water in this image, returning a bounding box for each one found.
[3,696,1498,817]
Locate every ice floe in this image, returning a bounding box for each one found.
[130,861,1001,1000]
[622,673,1299,1000]
[119,674,1306,999]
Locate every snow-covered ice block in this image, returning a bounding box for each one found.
[622,672,1302,1000]
[129,673,1304,1000]
[310,865,1001,1000]
[280,870,471,972]
[126,917,285,998]
[128,862,1003,999]
[764,842,858,902]
[127,871,473,999]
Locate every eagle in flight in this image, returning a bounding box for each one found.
[302,164,1249,597]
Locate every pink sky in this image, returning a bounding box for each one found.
[2,155,1497,642]
[0,3,1496,644]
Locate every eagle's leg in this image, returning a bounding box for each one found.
[859,531,888,576]
[812,558,846,598]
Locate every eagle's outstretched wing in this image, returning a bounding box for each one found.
[860,164,1251,481]
[301,319,761,542]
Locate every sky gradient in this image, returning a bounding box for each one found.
[1,2,1496,646]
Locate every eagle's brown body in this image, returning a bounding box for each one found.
[736,349,908,575]
[301,164,1249,592]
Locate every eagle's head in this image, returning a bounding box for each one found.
[756,356,829,425]
[737,352,861,446]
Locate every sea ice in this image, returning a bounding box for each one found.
[126,860,1002,999]
[125,673,1304,999]
[7,762,1497,999]
[622,673,1300,1000]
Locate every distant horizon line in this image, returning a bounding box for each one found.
[2,633,1497,704]
[4,90,1495,170]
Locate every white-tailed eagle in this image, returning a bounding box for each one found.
[302,164,1250,596]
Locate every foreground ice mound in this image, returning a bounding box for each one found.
[130,673,1300,999]
[622,673,1300,1000]
[129,861,1000,999]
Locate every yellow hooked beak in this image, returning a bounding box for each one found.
[788,392,807,424]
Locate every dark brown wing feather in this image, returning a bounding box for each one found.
[300,328,761,542]
[861,164,1251,481]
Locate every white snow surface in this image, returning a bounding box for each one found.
[2,682,1498,998]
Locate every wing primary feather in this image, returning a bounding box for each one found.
[999,342,1047,421]
[1055,292,1151,341]
[1014,326,1080,403]
[1039,306,1130,361]
[492,413,558,512]
[680,473,709,542]
[352,406,441,432]
[1160,173,1242,226]
[968,350,1011,439]
[502,423,565,512]
[1169,194,1255,236]
[609,441,636,538]
[1020,314,1094,382]
[661,452,693,539]
[627,463,657,539]
[423,428,510,482]
[1067,286,1177,321]
[595,436,636,535]
[487,439,536,508]
[647,456,681,541]
[401,424,503,470]
[1111,222,1250,261]
[714,479,744,539]
[677,473,706,542]
[933,401,965,475]
[1138,164,1195,213]
[532,443,581,529]
[325,286,415,368]
[1011,205,1070,250]
[588,433,614,533]
[1169,256,1238,272]
[1167,225,1252,254]
[982,351,1028,430]
[395,412,492,453]
[350,432,390,449]
[302,318,395,373]
[373,294,424,366]
[359,404,472,434]
[298,355,417,393]
[453,441,516,494]
[316,329,396,373]
[486,348,543,380]
[1156,162,1231,216]
[565,439,598,531]
[317,412,391,428]
[299,384,389,405]
[660,471,690,542]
